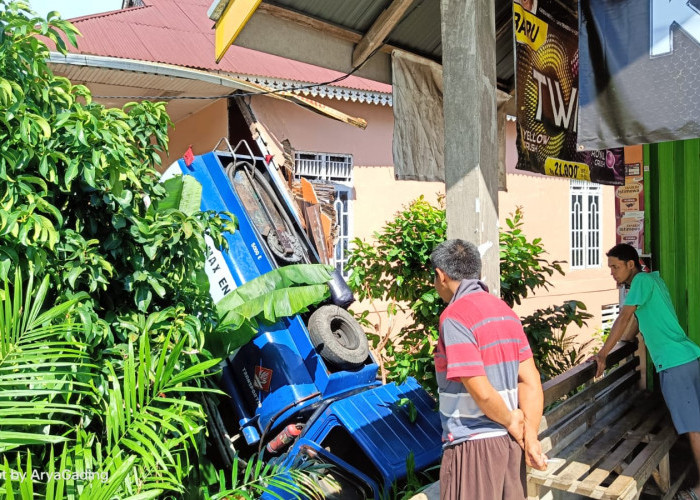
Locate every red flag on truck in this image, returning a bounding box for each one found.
[183,145,194,166]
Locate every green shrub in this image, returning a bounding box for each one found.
[348,200,593,396]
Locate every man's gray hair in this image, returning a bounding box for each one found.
[430,239,481,281]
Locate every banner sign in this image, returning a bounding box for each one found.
[615,163,645,254]
[578,0,700,150]
[514,0,624,185]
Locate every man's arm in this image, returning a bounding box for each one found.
[460,376,524,446]
[593,304,637,377]
[518,357,547,471]
[620,313,639,341]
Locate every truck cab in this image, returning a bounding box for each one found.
[162,140,442,498]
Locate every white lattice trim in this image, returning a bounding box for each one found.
[231,74,392,106]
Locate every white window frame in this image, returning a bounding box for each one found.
[332,185,353,277]
[569,180,602,269]
[294,151,353,276]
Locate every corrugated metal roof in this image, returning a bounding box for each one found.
[258,0,515,91]
[64,0,391,94]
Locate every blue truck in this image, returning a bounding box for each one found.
[162,140,442,498]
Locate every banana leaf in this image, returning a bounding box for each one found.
[216,264,333,314]
[209,264,334,356]
[152,175,202,215]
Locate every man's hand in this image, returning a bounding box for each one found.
[506,408,525,448]
[591,352,606,378]
[524,436,547,471]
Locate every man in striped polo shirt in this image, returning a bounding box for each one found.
[430,239,547,499]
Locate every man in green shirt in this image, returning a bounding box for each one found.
[594,243,700,500]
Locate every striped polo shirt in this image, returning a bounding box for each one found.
[435,279,533,446]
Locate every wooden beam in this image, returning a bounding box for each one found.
[258,3,399,56]
[352,0,415,68]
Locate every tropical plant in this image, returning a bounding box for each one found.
[210,263,334,355]
[203,454,326,500]
[0,2,333,498]
[520,300,594,380]
[0,269,93,453]
[346,195,446,395]
[347,201,593,396]
[500,207,565,308]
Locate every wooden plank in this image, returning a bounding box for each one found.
[352,0,415,67]
[320,212,333,258]
[531,392,639,486]
[543,399,657,491]
[576,406,668,496]
[661,461,692,500]
[257,2,398,56]
[305,204,329,264]
[540,356,639,434]
[542,341,637,406]
[540,375,640,456]
[603,424,678,499]
[300,178,319,204]
[531,390,657,488]
[652,454,670,493]
[558,411,644,484]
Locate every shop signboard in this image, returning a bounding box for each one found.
[514,0,624,185]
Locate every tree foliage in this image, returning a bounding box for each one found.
[0,3,328,497]
[348,200,593,396]
[347,195,447,394]
[500,208,565,308]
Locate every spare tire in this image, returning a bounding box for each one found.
[308,305,369,369]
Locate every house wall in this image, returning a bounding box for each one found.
[164,99,229,168]
[501,119,618,340]
[248,95,444,240]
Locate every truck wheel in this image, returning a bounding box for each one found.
[308,305,369,369]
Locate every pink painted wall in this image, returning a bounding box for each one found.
[249,95,393,166]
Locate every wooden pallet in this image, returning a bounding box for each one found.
[528,342,688,500]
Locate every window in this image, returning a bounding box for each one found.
[570,180,601,269]
[294,152,353,276]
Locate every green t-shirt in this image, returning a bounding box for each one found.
[625,271,700,371]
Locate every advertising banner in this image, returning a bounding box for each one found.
[615,162,645,254]
[514,0,624,185]
[578,0,700,150]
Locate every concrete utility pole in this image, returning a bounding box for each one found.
[440,0,500,294]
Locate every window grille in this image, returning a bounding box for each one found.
[294,152,353,183]
[333,187,352,277]
[570,180,602,269]
[294,151,353,275]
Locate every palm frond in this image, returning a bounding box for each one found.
[78,326,219,499]
[203,453,328,500]
[0,269,95,452]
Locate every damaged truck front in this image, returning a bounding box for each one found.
[162,140,442,498]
